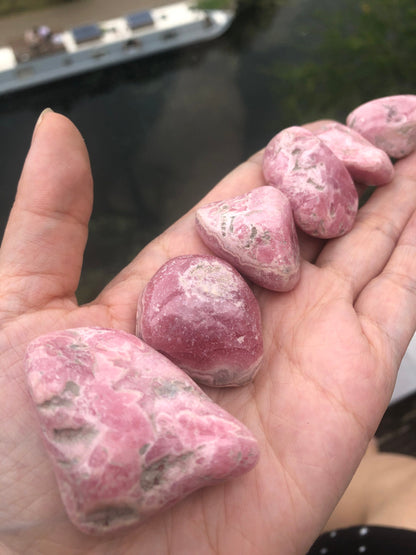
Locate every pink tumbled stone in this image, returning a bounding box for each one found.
[138,254,263,387]
[311,120,394,186]
[263,126,358,238]
[195,186,300,292]
[25,327,259,535]
[346,95,416,158]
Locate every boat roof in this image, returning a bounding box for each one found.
[0,2,232,69]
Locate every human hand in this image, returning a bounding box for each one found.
[1,111,416,554]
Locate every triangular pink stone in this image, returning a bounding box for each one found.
[196,186,300,291]
[25,327,259,535]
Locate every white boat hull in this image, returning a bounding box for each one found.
[0,3,233,95]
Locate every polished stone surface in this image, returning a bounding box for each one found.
[138,255,263,386]
[263,126,358,238]
[196,186,300,291]
[25,327,259,534]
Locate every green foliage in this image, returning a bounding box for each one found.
[0,0,78,16]
[193,0,235,9]
[270,0,416,124]
[194,0,283,15]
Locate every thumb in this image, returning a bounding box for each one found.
[0,110,93,315]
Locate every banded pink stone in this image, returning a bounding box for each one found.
[262,126,358,238]
[138,254,263,387]
[25,327,259,535]
[195,186,300,292]
[346,95,416,159]
[310,120,394,186]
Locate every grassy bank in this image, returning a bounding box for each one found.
[194,0,235,9]
[0,0,79,17]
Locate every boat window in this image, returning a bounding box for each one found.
[91,50,106,59]
[72,24,102,45]
[203,16,214,28]
[162,31,178,40]
[123,39,142,50]
[126,11,154,30]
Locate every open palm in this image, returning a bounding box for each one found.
[1,112,416,555]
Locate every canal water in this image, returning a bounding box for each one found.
[0,0,415,301]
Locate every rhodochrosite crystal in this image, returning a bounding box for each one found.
[311,120,394,186]
[25,327,259,535]
[263,126,359,238]
[346,95,416,159]
[138,254,263,387]
[195,186,300,292]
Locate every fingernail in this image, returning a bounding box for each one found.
[33,108,54,138]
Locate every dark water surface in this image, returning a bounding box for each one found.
[1,0,415,301]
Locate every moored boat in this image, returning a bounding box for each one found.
[0,1,234,95]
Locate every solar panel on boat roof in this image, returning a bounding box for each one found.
[126,11,154,30]
[72,24,102,44]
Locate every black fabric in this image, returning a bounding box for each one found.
[307,525,416,554]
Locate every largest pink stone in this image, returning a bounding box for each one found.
[25,327,259,535]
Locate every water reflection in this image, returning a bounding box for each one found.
[0,0,415,302]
